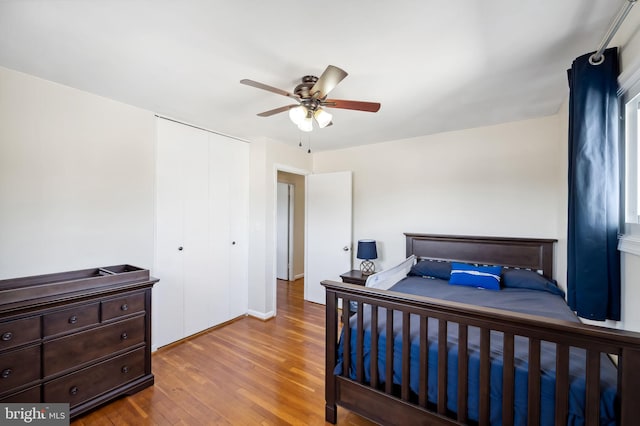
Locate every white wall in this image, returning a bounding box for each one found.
[248,138,312,318]
[556,97,569,296]
[313,115,566,286]
[0,66,156,278]
[615,3,640,72]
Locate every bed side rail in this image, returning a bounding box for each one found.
[323,280,640,426]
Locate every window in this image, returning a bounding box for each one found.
[619,66,640,254]
[624,91,640,226]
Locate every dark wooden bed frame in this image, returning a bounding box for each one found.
[323,233,640,426]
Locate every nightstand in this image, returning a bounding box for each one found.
[340,270,371,286]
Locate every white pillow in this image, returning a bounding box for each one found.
[365,255,416,290]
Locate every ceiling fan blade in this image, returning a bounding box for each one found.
[311,65,348,99]
[323,99,381,112]
[256,104,298,117]
[240,79,299,99]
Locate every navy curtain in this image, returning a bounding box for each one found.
[567,47,620,321]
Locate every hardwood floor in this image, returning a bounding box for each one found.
[72,279,375,425]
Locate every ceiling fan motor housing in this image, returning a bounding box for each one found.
[294,75,321,102]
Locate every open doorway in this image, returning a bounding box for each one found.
[276,171,305,283]
[276,181,294,281]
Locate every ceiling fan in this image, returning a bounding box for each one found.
[240,65,381,132]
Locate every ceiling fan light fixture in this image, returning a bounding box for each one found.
[289,105,307,125]
[314,108,332,128]
[297,116,313,132]
[242,65,381,133]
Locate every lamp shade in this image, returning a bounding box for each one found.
[289,105,307,125]
[314,107,333,128]
[297,115,313,132]
[356,239,377,260]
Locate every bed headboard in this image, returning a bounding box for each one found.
[405,233,557,278]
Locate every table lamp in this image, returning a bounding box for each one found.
[357,239,378,275]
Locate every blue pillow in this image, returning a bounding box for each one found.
[449,262,502,290]
[408,260,451,280]
[502,269,565,297]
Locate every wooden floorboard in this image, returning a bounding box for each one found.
[72,279,375,425]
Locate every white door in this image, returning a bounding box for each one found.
[226,138,249,320]
[182,129,214,337]
[305,171,352,304]
[276,182,293,280]
[153,119,190,348]
[208,133,249,325]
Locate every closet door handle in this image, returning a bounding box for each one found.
[178,246,183,251]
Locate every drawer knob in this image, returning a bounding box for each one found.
[1,368,12,379]
[68,315,78,324]
[120,332,128,340]
[121,366,129,374]
[121,304,129,311]
[1,332,12,341]
[69,386,79,396]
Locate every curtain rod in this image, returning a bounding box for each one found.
[590,0,637,64]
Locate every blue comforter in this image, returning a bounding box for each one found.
[335,276,618,426]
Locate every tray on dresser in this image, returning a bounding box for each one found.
[0,265,152,312]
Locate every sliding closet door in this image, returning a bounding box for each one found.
[153,119,248,349]
[207,133,232,327]
[154,119,188,348]
[182,128,215,337]
[223,135,249,320]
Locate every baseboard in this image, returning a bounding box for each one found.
[248,309,275,321]
[294,273,305,280]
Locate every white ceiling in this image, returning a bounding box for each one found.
[0,1,631,151]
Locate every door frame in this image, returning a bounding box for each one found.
[272,164,309,316]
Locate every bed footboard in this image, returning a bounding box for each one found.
[323,280,640,426]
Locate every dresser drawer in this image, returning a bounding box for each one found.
[0,385,41,403]
[102,292,145,321]
[0,345,41,395]
[0,316,40,351]
[44,347,145,408]
[43,303,99,337]
[43,315,144,377]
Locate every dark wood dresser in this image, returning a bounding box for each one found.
[0,265,158,419]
